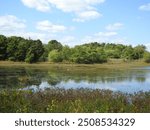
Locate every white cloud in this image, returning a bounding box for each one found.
[82,35,127,44]
[139,3,150,11]
[0,15,46,41]
[21,0,105,22]
[48,0,105,22]
[48,0,105,12]
[48,0,86,12]
[0,15,73,44]
[21,0,105,12]
[1,29,58,44]
[80,21,126,44]
[0,15,26,32]
[80,31,128,44]
[85,0,105,4]
[95,32,118,37]
[73,10,102,22]
[106,23,123,31]
[59,36,75,46]
[19,32,49,42]
[21,0,51,12]
[61,36,75,43]
[36,20,67,33]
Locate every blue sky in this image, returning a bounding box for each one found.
[0,0,150,48]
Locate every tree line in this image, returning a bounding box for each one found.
[0,34,150,63]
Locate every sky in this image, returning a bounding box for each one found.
[0,0,150,48]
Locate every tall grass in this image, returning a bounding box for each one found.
[0,89,150,113]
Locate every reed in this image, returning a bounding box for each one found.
[0,89,149,113]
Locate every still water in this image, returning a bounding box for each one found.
[0,65,150,93]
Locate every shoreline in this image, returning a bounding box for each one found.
[0,60,150,68]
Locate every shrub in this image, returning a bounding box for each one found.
[144,52,150,63]
[48,50,63,62]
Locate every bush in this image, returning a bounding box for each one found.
[144,52,150,63]
[0,89,150,113]
[25,53,34,63]
[48,50,63,62]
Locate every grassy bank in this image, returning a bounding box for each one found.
[0,89,150,113]
[0,60,149,69]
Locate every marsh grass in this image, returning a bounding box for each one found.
[0,89,150,113]
[0,60,149,69]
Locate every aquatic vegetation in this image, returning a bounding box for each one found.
[0,89,150,113]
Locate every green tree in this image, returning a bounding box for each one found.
[7,36,23,61]
[39,44,49,62]
[0,35,7,60]
[104,44,126,59]
[144,52,150,63]
[105,49,121,59]
[15,39,30,61]
[96,48,107,63]
[47,40,63,52]
[70,46,107,64]
[62,45,72,61]
[48,50,63,62]
[1,34,149,64]
[133,45,146,59]
[25,40,44,63]
[70,46,89,64]
[121,46,134,60]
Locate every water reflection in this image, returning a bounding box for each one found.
[0,66,150,93]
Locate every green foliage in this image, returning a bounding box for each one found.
[144,52,150,63]
[104,44,126,59]
[6,36,37,62]
[25,40,44,63]
[70,46,107,64]
[0,35,44,63]
[7,36,23,61]
[0,89,150,113]
[0,35,7,60]
[15,40,30,61]
[47,40,63,52]
[121,46,134,60]
[0,34,149,64]
[121,45,146,60]
[133,45,146,59]
[38,40,63,61]
[48,50,63,62]
[61,45,72,61]
[25,53,35,63]
[39,44,49,61]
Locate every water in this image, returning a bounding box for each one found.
[0,65,150,93]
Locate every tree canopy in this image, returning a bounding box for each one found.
[0,34,149,64]
[0,35,7,60]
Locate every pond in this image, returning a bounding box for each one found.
[0,65,150,93]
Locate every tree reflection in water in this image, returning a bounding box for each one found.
[0,66,150,93]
